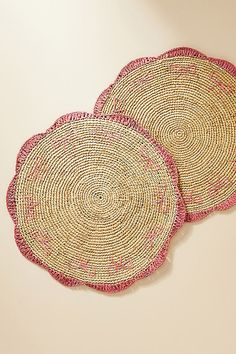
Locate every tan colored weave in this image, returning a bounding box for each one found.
[10,113,184,290]
[95,51,236,220]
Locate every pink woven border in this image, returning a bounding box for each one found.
[6,111,186,293]
[94,47,236,222]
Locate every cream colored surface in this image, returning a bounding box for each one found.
[0,1,235,354]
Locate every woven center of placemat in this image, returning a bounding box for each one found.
[15,118,178,284]
[98,56,236,215]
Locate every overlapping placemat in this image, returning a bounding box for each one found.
[94,47,236,221]
[7,112,185,292]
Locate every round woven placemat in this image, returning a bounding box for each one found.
[94,47,236,221]
[7,112,185,292]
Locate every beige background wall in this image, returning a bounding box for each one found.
[0,1,235,354]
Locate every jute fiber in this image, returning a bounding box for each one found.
[7,112,185,292]
[94,47,236,221]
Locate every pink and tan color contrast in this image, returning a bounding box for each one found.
[94,47,236,221]
[6,112,185,292]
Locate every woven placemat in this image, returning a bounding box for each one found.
[7,112,185,292]
[94,47,236,221]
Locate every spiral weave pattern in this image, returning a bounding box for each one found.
[7,112,185,292]
[94,48,236,221]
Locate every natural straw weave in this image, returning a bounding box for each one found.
[94,47,236,221]
[7,112,185,292]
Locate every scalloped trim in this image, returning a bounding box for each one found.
[6,112,186,293]
[94,47,236,222]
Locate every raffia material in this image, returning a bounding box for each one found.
[6,112,185,292]
[94,47,236,222]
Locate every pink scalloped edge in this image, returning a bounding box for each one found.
[94,47,236,223]
[6,111,186,293]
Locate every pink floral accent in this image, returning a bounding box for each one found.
[25,196,38,221]
[153,186,166,205]
[145,229,163,249]
[208,179,225,196]
[140,148,160,171]
[6,111,186,292]
[183,191,203,204]
[73,259,89,271]
[108,256,133,274]
[112,97,125,114]
[90,127,121,144]
[160,203,170,215]
[51,135,75,151]
[153,186,170,214]
[94,47,236,223]
[128,72,154,92]
[31,231,51,256]
[89,267,97,278]
[68,258,97,278]
[27,157,47,181]
[208,178,234,197]
[209,72,235,95]
[170,63,197,78]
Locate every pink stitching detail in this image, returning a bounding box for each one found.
[108,256,133,274]
[128,72,154,92]
[112,97,125,114]
[31,231,51,256]
[88,267,97,278]
[25,196,39,221]
[183,191,203,204]
[74,259,89,271]
[208,180,225,196]
[140,148,160,171]
[170,63,197,78]
[208,178,234,197]
[209,72,235,95]
[51,135,76,151]
[90,127,121,144]
[159,203,170,214]
[153,186,170,214]
[69,258,97,278]
[27,157,47,181]
[145,229,162,249]
[154,186,166,205]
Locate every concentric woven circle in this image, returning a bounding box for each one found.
[7,112,185,292]
[94,47,236,221]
